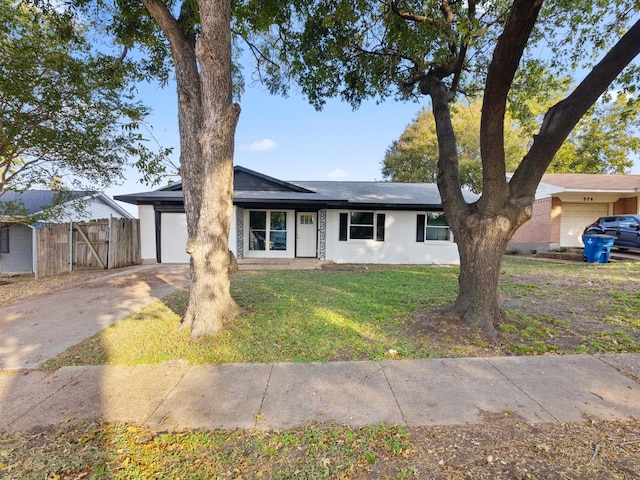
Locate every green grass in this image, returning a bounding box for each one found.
[43,266,461,368]
[40,258,640,370]
[0,422,414,479]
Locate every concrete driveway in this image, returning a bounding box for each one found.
[0,264,189,369]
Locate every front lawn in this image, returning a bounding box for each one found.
[40,257,640,370]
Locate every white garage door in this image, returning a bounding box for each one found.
[561,203,609,247]
[161,213,190,263]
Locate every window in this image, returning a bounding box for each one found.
[619,216,640,229]
[0,225,8,253]
[299,214,314,225]
[350,211,374,239]
[417,213,451,242]
[339,212,385,241]
[249,211,287,251]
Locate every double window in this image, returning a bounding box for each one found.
[0,225,8,253]
[339,212,385,241]
[249,211,287,251]
[416,212,450,242]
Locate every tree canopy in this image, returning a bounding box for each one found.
[550,94,639,174]
[0,1,169,196]
[382,100,526,192]
[383,94,640,192]
[258,0,640,337]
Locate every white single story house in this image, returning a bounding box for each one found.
[0,190,133,274]
[115,166,478,265]
[508,173,640,252]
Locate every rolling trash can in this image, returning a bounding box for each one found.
[582,234,616,263]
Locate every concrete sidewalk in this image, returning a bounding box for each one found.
[1,354,639,433]
[0,264,189,369]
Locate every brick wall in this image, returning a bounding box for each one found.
[508,198,560,252]
[613,196,638,215]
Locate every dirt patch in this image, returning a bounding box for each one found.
[404,416,640,479]
[406,261,640,357]
[2,418,638,478]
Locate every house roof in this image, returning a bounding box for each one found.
[294,181,457,208]
[0,190,133,219]
[540,174,640,192]
[115,166,478,210]
[0,190,86,215]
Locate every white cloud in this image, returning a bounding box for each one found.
[243,139,277,152]
[326,168,349,179]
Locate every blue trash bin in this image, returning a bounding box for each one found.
[598,235,616,263]
[582,234,616,263]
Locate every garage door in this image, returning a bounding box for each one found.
[161,213,190,263]
[561,203,609,247]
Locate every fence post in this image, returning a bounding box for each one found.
[108,214,113,269]
[69,221,73,273]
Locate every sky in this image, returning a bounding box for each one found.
[106,78,427,206]
[107,73,640,216]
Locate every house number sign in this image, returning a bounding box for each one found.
[583,197,594,202]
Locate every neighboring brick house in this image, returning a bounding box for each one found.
[508,174,640,252]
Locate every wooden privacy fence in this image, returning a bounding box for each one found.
[35,218,140,278]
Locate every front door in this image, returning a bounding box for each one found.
[296,212,317,257]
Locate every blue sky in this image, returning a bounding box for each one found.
[107,75,640,213]
[106,79,425,202]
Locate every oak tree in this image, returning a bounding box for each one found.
[0,1,168,198]
[68,0,285,337]
[269,0,640,337]
[135,0,242,337]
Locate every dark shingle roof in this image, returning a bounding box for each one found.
[114,166,479,209]
[0,190,87,215]
[294,181,472,207]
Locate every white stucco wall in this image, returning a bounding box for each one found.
[138,206,460,265]
[324,210,460,265]
[52,196,131,222]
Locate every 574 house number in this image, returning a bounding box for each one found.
[583,197,594,202]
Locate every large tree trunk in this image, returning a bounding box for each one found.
[450,212,523,340]
[180,0,240,337]
[423,4,640,341]
[183,158,240,337]
[142,0,240,338]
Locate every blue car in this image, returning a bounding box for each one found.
[584,215,640,250]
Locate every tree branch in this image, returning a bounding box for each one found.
[420,75,468,220]
[480,0,543,208]
[388,0,438,25]
[511,17,640,197]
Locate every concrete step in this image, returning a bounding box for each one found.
[237,258,324,270]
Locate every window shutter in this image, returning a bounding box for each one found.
[339,213,348,241]
[376,214,385,241]
[416,214,425,242]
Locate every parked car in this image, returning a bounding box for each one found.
[583,215,640,250]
